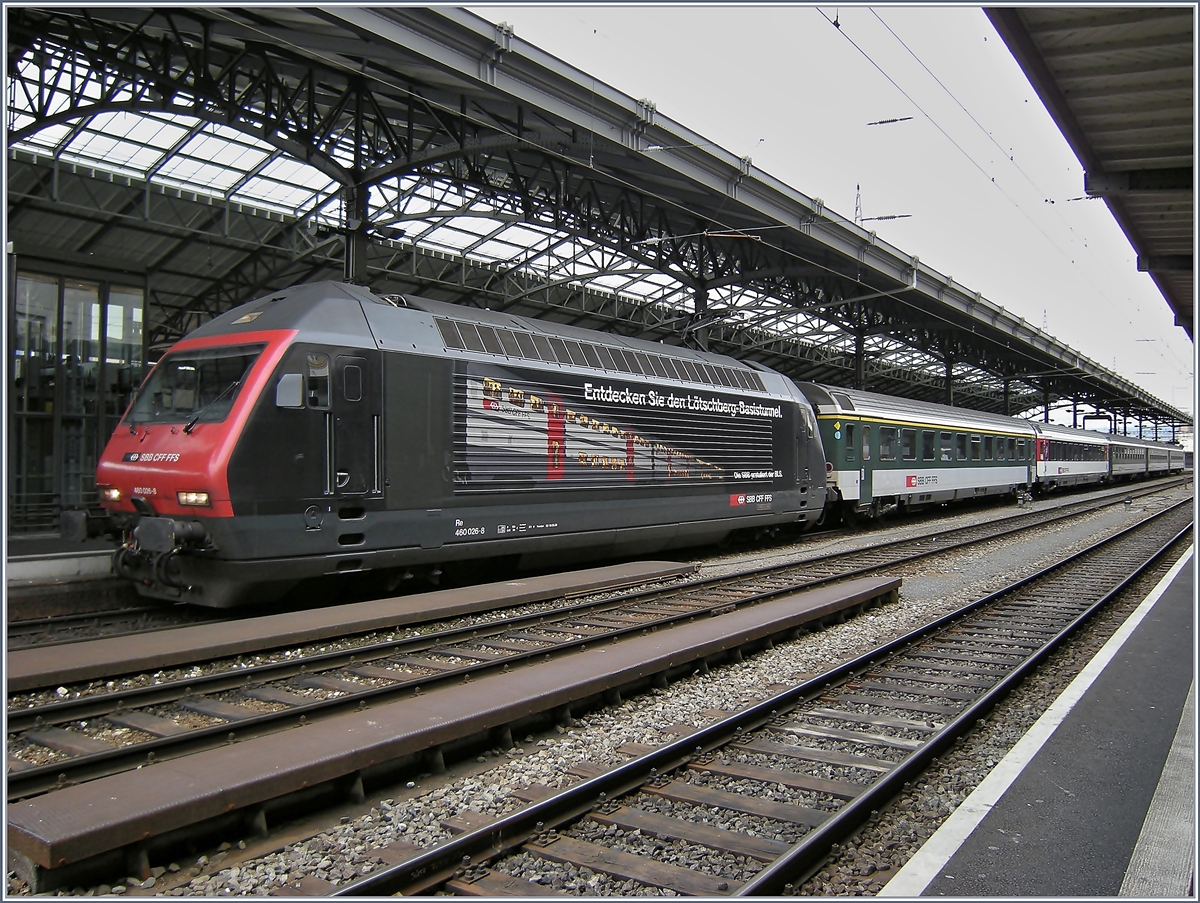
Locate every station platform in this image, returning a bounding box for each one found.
[881,547,1195,897]
[6,534,119,586]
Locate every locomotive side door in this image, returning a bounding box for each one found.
[330,353,382,497]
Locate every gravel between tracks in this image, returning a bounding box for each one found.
[10,485,1191,897]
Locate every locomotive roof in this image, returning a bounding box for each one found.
[797,382,1037,436]
[395,291,774,384]
[183,281,805,402]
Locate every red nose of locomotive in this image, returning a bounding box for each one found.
[97,330,293,521]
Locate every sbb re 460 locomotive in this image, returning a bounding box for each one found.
[97,282,828,607]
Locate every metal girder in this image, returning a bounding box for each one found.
[7,6,1189,428]
[1085,167,1193,195]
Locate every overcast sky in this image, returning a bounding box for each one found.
[469,5,1194,429]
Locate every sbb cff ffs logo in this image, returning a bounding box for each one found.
[905,474,938,488]
[730,492,773,506]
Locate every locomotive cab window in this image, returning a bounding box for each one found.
[901,428,917,461]
[126,343,265,426]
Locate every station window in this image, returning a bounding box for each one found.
[879,426,897,461]
[862,425,871,461]
[921,430,936,461]
[956,433,968,461]
[901,428,917,461]
[940,431,953,462]
[983,436,994,460]
[845,423,857,462]
[970,434,981,461]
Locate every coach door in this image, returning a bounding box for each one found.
[330,353,382,497]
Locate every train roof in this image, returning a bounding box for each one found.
[1107,433,1184,451]
[1028,421,1110,445]
[796,383,1037,437]
[181,282,801,401]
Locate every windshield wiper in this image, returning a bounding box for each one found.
[183,379,242,434]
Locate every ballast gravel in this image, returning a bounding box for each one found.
[11,484,1190,897]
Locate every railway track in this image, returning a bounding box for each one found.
[5,479,1184,796]
[335,498,1193,897]
[6,476,1185,649]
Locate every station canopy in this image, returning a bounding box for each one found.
[7,6,1190,429]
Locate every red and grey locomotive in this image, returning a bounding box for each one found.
[97,282,828,607]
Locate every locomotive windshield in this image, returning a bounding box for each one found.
[125,344,265,426]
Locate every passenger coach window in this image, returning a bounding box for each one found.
[984,436,994,460]
[901,428,917,461]
[970,435,981,461]
[956,433,968,461]
[940,432,953,461]
[1017,439,1027,460]
[845,423,857,462]
[996,439,1006,461]
[879,427,897,461]
[862,426,871,461]
[921,430,936,461]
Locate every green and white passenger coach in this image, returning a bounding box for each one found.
[796,383,1036,521]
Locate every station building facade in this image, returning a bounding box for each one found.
[9,267,145,533]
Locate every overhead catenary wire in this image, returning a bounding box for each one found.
[867,9,1188,384]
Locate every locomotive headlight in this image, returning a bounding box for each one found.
[100,487,121,502]
[177,491,211,507]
